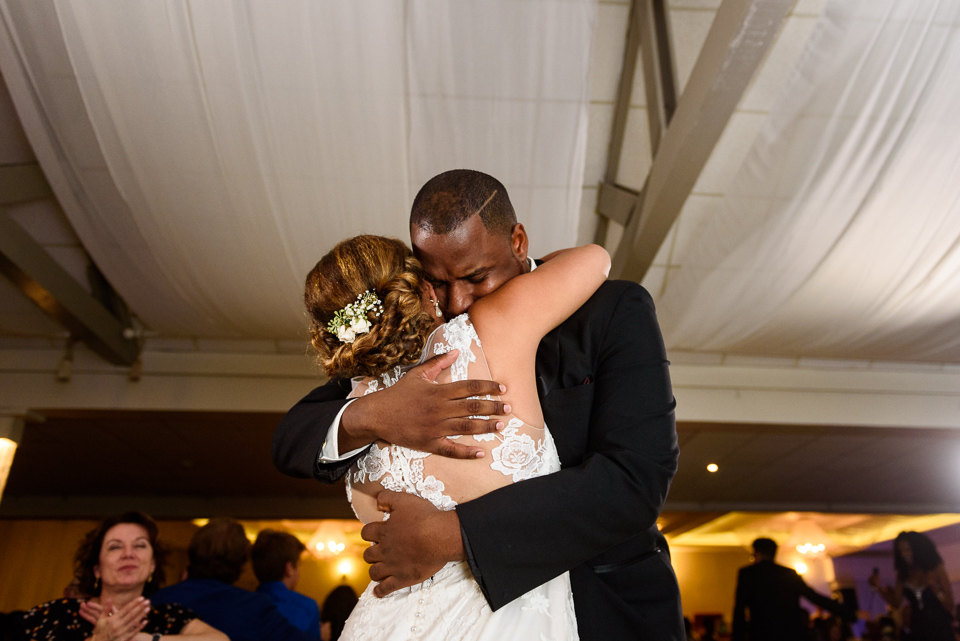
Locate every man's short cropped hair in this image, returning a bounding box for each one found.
[752,537,778,558]
[187,518,250,585]
[410,169,517,237]
[251,529,306,583]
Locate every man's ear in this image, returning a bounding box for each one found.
[510,223,529,263]
[284,560,297,579]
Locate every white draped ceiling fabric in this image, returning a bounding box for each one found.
[0,0,594,337]
[659,0,960,363]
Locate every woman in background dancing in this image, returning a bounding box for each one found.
[870,530,955,641]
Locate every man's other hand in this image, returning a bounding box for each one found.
[361,491,465,597]
[340,350,509,458]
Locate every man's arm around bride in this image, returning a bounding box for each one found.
[272,170,684,640]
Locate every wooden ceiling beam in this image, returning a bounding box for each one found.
[610,0,795,281]
[0,210,139,365]
[0,162,52,205]
[638,0,677,154]
[596,0,678,246]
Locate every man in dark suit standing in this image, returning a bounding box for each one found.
[272,169,683,639]
[732,538,848,641]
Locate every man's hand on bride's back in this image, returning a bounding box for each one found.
[338,350,509,458]
[362,490,464,597]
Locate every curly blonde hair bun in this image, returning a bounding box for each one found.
[305,235,435,379]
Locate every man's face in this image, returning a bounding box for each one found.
[411,215,529,318]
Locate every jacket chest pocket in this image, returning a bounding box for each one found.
[541,383,594,467]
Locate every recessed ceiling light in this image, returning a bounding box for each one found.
[707,463,719,473]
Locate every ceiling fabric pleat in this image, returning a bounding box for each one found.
[0,0,594,338]
[658,0,960,363]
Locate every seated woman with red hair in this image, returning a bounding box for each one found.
[17,511,228,641]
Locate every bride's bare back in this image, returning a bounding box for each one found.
[346,244,610,524]
[347,314,560,523]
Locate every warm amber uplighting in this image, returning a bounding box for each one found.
[706,463,719,473]
[666,511,960,549]
[794,562,808,574]
[338,559,353,575]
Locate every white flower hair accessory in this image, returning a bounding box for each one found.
[327,290,384,344]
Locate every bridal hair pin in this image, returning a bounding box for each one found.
[327,290,384,344]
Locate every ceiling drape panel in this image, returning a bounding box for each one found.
[658,0,960,362]
[406,1,594,253]
[0,0,593,338]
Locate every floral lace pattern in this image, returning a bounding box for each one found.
[346,314,558,513]
[350,365,405,397]
[340,313,578,640]
[340,560,577,641]
[487,418,559,481]
[432,314,480,382]
[433,316,494,422]
[351,444,456,511]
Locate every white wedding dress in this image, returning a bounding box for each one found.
[340,314,579,641]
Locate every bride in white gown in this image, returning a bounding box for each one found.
[303,235,610,641]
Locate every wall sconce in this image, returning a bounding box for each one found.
[0,410,38,504]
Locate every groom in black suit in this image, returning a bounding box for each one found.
[272,169,683,639]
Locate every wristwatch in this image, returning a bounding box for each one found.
[152,635,162,641]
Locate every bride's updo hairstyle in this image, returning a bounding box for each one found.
[305,235,435,379]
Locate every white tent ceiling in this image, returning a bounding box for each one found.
[1,0,957,365]
[0,0,593,339]
[1,0,960,523]
[658,0,960,363]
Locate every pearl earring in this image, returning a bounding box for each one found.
[433,299,442,317]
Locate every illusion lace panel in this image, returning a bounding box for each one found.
[346,315,560,524]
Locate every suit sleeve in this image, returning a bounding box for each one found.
[271,377,364,481]
[798,576,848,618]
[455,283,679,609]
[732,569,748,641]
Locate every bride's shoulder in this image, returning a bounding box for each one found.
[348,365,407,395]
[429,314,479,351]
[348,375,380,397]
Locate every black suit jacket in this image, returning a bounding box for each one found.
[272,280,683,640]
[732,561,847,641]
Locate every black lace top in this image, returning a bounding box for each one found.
[19,598,196,640]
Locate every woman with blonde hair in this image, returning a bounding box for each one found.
[303,234,610,640]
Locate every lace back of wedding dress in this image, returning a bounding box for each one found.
[346,314,561,525]
[340,314,579,641]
